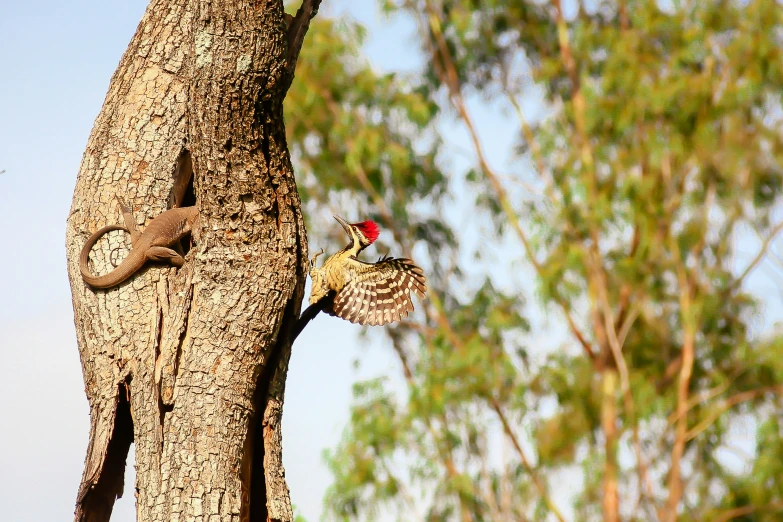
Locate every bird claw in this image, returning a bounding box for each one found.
[310,247,325,268]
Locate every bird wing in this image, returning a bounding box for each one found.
[326,257,427,326]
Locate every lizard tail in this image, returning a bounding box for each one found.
[79,225,130,288]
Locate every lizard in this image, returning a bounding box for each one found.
[80,151,198,289]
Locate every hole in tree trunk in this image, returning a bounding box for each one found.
[111,443,136,522]
[242,274,301,522]
[246,370,270,522]
[79,380,134,522]
[179,170,196,209]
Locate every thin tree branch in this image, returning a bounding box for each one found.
[592,259,656,517]
[618,0,630,31]
[687,182,716,275]
[663,158,697,521]
[685,386,783,441]
[378,450,421,519]
[551,0,594,172]
[489,397,568,522]
[614,227,641,334]
[505,90,551,195]
[713,502,783,522]
[616,302,640,348]
[666,368,748,426]
[729,220,783,292]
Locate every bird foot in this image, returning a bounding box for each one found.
[309,248,325,268]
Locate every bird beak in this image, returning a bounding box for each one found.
[333,215,351,236]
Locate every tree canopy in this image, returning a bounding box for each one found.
[285,1,783,520]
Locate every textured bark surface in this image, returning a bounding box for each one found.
[65,1,316,520]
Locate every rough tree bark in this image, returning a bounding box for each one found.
[65,1,321,520]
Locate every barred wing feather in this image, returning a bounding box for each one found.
[326,257,426,326]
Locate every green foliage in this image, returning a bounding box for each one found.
[285,1,783,520]
[292,504,309,522]
[324,378,410,520]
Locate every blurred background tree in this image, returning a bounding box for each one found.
[285,1,783,520]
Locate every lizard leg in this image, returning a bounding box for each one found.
[146,246,186,268]
[115,196,142,244]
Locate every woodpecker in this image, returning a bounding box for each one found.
[293,215,426,339]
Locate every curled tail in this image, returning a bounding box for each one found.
[79,225,132,288]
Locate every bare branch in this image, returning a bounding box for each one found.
[713,502,783,522]
[284,0,322,89]
[685,386,783,441]
[504,89,551,195]
[666,368,749,426]
[591,259,656,516]
[489,397,568,522]
[730,220,783,292]
[663,197,697,522]
[551,0,594,173]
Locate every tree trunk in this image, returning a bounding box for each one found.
[65,1,319,520]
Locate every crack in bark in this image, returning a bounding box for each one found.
[154,304,167,431]
[244,207,305,522]
[169,286,192,390]
[244,294,298,522]
[258,102,274,175]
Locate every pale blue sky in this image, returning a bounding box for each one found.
[2,2,781,522]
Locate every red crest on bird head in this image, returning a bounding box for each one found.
[352,220,380,244]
